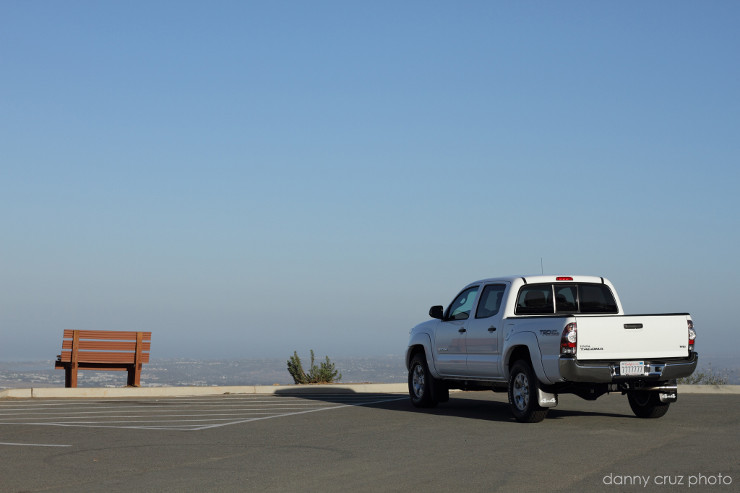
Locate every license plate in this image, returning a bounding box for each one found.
[620,361,645,376]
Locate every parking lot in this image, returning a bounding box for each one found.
[1,391,738,492]
[0,393,404,433]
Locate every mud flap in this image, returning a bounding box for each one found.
[538,389,558,408]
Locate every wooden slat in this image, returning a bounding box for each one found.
[58,351,150,364]
[62,341,151,351]
[78,365,129,371]
[132,331,144,386]
[70,331,79,388]
[77,352,140,364]
[62,330,151,341]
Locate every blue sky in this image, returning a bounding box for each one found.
[1,1,738,361]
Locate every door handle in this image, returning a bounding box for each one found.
[458,328,467,333]
[488,326,497,332]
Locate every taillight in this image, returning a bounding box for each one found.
[560,322,577,355]
[688,320,696,352]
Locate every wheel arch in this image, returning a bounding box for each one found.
[405,333,440,378]
[503,332,553,384]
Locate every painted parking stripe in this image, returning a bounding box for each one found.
[0,442,72,447]
[197,396,407,430]
[0,405,333,416]
[0,394,407,431]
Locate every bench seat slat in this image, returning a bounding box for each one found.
[61,341,152,351]
[58,351,150,364]
[55,362,131,371]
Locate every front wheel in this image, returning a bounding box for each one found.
[408,353,438,408]
[508,360,548,423]
[627,391,670,418]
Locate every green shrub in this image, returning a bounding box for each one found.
[678,366,729,385]
[287,350,342,384]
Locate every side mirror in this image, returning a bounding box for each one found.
[429,305,444,319]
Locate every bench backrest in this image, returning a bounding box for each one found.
[58,330,152,364]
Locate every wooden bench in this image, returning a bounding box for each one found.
[55,330,152,388]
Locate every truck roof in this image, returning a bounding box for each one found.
[468,275,610,286]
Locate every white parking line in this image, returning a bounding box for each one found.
[0,394,407,431]
[197,396,407,430]
[0,442,72,447]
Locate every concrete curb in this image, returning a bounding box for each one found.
[677,384,740,394]
[0,383,409,399]
[1,384,738,400]
[0,389,33,399]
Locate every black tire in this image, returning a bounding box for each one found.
[408,353,439,408]
[627,391,670,418]
[508,360,548,423]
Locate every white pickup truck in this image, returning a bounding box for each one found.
[406,275,698,422]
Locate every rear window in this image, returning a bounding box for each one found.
[515,283,618,315]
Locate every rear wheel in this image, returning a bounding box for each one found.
[627,391,670,418]
[508,360,548,423]
[408,353,438,408]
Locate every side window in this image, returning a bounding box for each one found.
[555,285,578,313]
[476,284,506,319]
[515,284,554,314]
[447,286,480,321]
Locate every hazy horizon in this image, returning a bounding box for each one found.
[2,354,737,387]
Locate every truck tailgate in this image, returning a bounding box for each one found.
[575,314,690,360]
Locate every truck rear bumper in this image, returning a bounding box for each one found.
[558,352,698,383]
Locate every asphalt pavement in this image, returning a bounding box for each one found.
[1,390,738,492]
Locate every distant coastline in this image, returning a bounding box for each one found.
[0,356,408,389]
[1,354,736,389]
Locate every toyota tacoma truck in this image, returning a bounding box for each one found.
[406,275,698,422]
